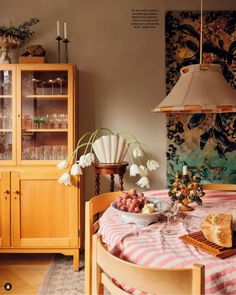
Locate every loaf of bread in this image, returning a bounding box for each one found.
[201,213,232,248]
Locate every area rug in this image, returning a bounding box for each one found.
[37,254,85,295]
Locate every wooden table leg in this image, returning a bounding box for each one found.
[95,174,100,195]
[119,174,124,191]
[110,174,115,192]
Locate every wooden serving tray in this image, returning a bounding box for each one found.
[179,231,236,259]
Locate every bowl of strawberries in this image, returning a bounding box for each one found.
[111,189,169,226]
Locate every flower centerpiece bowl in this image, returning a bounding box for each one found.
[168,168,205,211]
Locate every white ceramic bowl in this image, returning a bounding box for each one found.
[111,197,170,226]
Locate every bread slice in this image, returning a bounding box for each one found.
[201,213,232,248]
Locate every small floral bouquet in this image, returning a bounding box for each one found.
[168,165,205,211]
[57,127,159,189]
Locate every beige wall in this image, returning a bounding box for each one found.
[3,0,236,199]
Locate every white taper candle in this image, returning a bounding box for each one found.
[57,20,60,36]
[182,165,187,176]
[64,22,67,39]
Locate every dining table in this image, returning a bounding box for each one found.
[98,190,236,295]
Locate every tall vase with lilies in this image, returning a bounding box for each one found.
[57,127,159,189]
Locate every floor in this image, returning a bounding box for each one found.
[0,254,52,295]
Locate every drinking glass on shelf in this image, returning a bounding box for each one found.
[2,113,12,129]
[59,114,68,129]
[44,145,53,160]
[161,200,179,235]
[48,79,55,95]
[32,78,42,95]
[59,145,67,160]
[56,78,64,94]
[3,73,11,95]
[41,81,46,95]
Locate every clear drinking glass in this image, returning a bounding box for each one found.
[183,215,204,233]
[161,200,179,235]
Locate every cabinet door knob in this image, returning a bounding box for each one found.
[3,190,10,194]
[14,190,20,194]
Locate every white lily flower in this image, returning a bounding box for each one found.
[78,153,95,168]
[132,147,144,158]
[85,152,95,166]
[139,165,148,177]
[130,164,140,176]
[147,160,159,171]
[57,160,68,169]
[136,176,150,189]
[78,155,88,168]
[58,172,71,185]
[70,163,82,176]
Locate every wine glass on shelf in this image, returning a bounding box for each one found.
[41,81,46,95]
[48,79,55,95]
[161,200,179,235]
[56,77,64,94]
[32,78,41,95]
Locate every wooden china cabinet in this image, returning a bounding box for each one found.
[0,64,83,270]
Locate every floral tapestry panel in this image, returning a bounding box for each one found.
[166,113,236,184]
[165,11,236,94]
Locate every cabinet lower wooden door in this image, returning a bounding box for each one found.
[11,170,79,248]
[0,171,11,247]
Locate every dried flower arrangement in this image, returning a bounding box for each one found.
[0,18,39,44]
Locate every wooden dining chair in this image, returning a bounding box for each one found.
[202,183,236,191]
[84,191,122,295]
[92,233,205,295]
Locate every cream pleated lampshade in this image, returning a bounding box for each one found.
[152,64,236,113]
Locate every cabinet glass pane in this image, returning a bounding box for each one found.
[22,132,67,160]
[21,70,68,161]
[0,97,12,129]
[0,70,12,95]
[0,70,12,161]
[0,70,12,130]
[22,71,68,96]
[0,132,12,160]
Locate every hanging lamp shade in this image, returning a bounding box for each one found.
[152,63,236,113]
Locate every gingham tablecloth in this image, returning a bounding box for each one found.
[98,190,236,295]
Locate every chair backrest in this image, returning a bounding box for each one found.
[92,233,205,295]
[85,191,122,295]
[202,184,236,191]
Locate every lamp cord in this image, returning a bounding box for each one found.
[200,0,203,64]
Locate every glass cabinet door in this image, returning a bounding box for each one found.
[20,69,70,163]
[0,68,14,163]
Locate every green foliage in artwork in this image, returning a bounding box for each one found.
[166,113,236,185]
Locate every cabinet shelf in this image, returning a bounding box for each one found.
[22,129,68,132]
[0,129,12,132]
[0,95,12,98]
[24,95,68,100]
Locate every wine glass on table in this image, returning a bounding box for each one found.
[161,200,179,235]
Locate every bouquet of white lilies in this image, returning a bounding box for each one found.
[57,128,159,189]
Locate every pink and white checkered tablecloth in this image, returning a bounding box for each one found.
[98,190,236,295]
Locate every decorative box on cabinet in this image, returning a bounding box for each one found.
[0,64,83,270]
